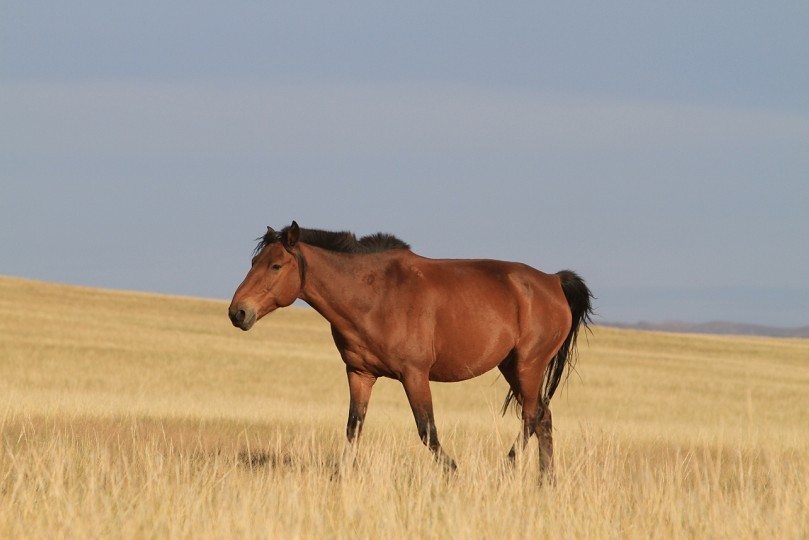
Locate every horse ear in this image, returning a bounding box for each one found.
[266,226,275,234]
[286,221,300,247]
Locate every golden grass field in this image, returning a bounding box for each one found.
[1,275,807,539]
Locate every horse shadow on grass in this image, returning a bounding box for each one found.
[235,448,344,478]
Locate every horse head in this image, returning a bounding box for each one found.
[228,221,304,330]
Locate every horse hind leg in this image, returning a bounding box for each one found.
[536,399,554,481]
[500,350,554,482]
[506,408,539,468]
[506,391,554,483]
[498,355,528,463]
[498,355,541,465]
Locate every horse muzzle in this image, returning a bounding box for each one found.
[228,305,257,331]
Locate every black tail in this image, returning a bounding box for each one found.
[501,270,594,415]
[542,270,594,403]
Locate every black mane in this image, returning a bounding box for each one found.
[254,226,410,256]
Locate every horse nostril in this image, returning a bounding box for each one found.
[229,308,246,324]
[229,305,257,330]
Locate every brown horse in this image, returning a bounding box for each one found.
[228,221,593,475]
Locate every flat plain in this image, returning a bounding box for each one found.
[1,276,807,538]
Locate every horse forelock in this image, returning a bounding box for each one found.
[252,229,282,257]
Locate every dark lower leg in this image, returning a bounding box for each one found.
[414,408,457,471]
[345,370,376,443]
[507,389,539,461]
[536,401,554,479]
[342,371,376,469]
[507,410,538,463]
[403,374,457,471]
[346,401,367,443]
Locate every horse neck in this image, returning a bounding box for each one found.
[297,244,386,330]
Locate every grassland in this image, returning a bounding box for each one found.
[1,275,807,539]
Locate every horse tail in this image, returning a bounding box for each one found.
[500,270,594,416]
[542,270,594,404]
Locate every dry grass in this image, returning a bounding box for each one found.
[1,276,808,538]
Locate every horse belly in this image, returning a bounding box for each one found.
[424,272,521,382]
[428,322,515,382]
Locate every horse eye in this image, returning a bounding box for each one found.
[271,264,282,271]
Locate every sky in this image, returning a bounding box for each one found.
[2,1,808,327]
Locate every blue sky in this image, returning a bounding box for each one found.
[2,1,808,326]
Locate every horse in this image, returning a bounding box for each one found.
[228,221,593,476]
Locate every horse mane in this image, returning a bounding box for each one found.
[254,226,410,256]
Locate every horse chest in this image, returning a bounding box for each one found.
[338,344,403,378]
[332,326,435,379]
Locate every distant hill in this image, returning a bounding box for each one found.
[600,320,809,339]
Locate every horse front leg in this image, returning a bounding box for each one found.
[401,372,457,472]
[342,369,376,465]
